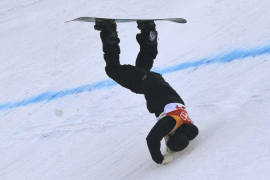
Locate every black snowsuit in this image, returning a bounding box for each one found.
[98,27,198,164]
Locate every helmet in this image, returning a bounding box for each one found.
[166,132,189,151]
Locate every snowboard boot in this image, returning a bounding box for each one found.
[95,20,120,67]
[136,20,158,47]
[94,19,117,31]
[94,19,120,46]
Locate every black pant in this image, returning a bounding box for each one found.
[100,30,158,94]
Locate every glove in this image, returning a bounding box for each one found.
[166,146,173,153]
[162,153,174,165]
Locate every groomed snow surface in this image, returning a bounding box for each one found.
[1,0,270,179]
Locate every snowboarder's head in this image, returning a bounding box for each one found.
[166,123,199,151]
[166,132,189,151]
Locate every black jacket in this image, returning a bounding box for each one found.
[146,116,176,164]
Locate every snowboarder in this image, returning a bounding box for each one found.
[94,20,199,164]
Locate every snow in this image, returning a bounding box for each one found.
[1,0,270,179]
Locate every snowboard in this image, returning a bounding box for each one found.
[65,17,187,24]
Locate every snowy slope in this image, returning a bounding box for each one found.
[1,0,270,179]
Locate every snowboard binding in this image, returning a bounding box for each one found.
[137,20,156,31]
[136,20,158,48]
[94,19,117,32]
[94,19,120,46]
[94,19,157,52]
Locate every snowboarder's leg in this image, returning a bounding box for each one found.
[135,20,158,71]
[95,20,146,94]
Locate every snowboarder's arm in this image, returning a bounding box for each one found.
[146,116,176,164]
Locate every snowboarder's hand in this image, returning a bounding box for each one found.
[162,154,174,165]
[166,146,173,153]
